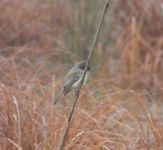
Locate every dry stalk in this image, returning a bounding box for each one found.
[56,1,110,150]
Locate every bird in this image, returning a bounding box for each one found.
[54,61,91,105]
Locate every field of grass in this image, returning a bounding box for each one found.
[0,0,163,149]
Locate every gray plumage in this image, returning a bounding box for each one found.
[54,61,90,105]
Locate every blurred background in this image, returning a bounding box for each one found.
[0,0,163,149]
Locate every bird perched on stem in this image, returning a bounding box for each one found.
[54,61,91,105]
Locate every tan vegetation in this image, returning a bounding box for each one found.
[0,0,163,149]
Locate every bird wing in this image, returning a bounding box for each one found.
[63,70,82,95]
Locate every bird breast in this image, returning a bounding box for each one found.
[72,72,90,88]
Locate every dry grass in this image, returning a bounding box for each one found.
[0,0,163,149]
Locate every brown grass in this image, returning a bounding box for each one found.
[0,0,163,149]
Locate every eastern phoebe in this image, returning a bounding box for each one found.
[54,61,91,105]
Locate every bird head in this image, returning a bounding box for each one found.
[75,61,91,71]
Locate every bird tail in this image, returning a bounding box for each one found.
[54,88,63,105]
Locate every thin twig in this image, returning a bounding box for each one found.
[12,95,22,150]
[57,1,109,150]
